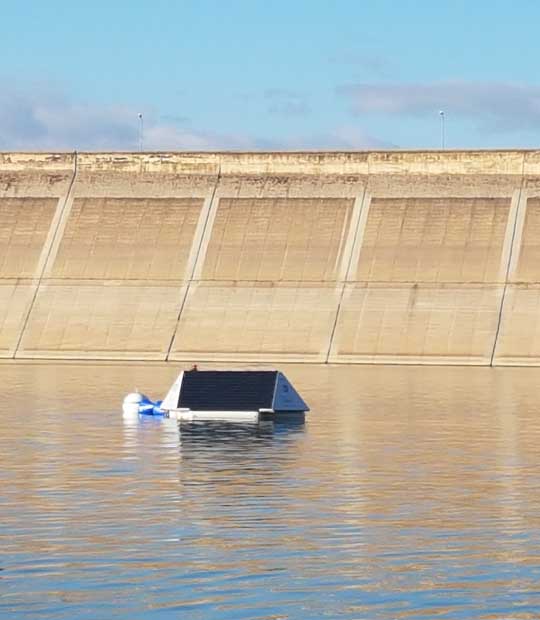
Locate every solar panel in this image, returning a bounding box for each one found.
[178,371,277,411]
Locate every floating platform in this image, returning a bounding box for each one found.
[123,370,309,422]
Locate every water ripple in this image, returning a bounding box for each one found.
[1,364,540,619]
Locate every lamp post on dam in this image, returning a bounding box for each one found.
[439,110,445,149]
[138,113,144,152]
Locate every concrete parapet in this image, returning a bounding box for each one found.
[74,153,218,199]
[366,150,524,176]
[0,153,74,197]
[76,152,220,176]
[218,151,369,176]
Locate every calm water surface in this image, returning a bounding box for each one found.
[1,363,540,619]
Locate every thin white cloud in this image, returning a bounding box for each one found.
[0,82,257,150]
[0,81,392,150]
[337,80,540,132]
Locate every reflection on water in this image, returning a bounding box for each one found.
[177,418,305,448]
[1,363,540,619]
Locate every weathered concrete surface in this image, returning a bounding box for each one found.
[199,198,355,282]
[170,281,340,362]
[330,284,504,365]
[328,151,523,364]
[0,153,75,357]
[170,166,365,361]
[493,152,540,364]
[2,150,540,364]
[16,153,218,359]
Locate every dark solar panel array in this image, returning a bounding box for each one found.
[178,371,277,411]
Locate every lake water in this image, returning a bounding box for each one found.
[1,363,540,619]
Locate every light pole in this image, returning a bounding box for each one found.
[138,113,144,152]
[439,110,445,149]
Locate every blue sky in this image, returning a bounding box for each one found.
[1,0,540,150]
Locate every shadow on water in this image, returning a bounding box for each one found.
[177,418,306,465]
[123,413,305,440]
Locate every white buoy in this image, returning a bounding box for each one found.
[123,392,144,418]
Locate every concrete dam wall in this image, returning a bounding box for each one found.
[1,150,539,365]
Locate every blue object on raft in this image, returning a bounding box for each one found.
[134,394,165,416]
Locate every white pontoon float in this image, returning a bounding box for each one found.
[123,370,309,423]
